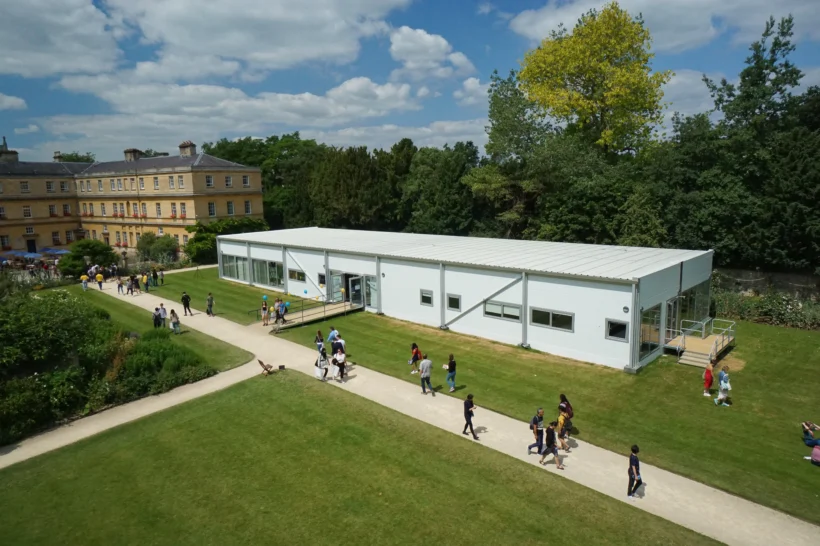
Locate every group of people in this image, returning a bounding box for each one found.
[703,363,732,406]
[313,327,349,382]
[527,395,575,470]
[150,303,182,334]
[408,344,457,393]
[261,298,288,327]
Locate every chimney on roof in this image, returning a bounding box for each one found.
[178,140,197,157]
[124,148,143,162]
[53,151,63,162]
[0,136,19,164]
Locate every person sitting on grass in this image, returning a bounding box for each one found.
[802,422,820,447]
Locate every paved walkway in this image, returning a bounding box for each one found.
[3,288,817,545]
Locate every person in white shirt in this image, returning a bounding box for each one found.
[333,347,347,382]
[159,303,168,328]
[315,349,330,381]
[419,355,434,396]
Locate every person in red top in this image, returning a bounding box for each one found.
[703,361,714,397]
[408,343,421,375]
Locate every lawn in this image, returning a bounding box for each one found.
[0,373,714,546]
[66,285,253,371]
[279,313,820,525]
[150,267,320,325]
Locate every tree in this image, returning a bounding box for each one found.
[184,217,269,264]
[485,70,552,162]
[57,239,120,277]
[136,232,178,262]
[617,185,666,247]
[60,151,95,162]
[518,1,671,152]
[141,149,165,157]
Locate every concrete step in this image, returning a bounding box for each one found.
[678,352,711,368]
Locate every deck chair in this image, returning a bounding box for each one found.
[258,359,276,376]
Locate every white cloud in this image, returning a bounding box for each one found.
[14,124,40,135]
[477,2,494,15]
[105,0,411,80]
[389,26,476,81]
[454,77,490,106]
[417,86,431,98]
[0,93,27,110]
[509,1,820,53]
[0,0,120,77]
[798,67,820,91]
[303,118,489,150]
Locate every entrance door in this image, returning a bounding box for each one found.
[348,276,363,308]
[330,273,344,302]
[26,239,37,253]
[364,275,377,309]
[665,297,679,343]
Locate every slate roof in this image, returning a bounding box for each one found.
[0,161,93,176]
[78,153,257,176]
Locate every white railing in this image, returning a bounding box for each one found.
[708,319,736,360]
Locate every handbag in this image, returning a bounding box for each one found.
[330,364,339,378]
[314,366,323,379]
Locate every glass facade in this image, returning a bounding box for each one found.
[678,279,711,326]
[251,259,284,287]
[223,255,249,282]
[365,275,377,308]
[639,304,661,361]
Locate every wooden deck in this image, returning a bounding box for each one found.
[666,333,735,357]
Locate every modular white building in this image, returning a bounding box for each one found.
[217,227,714,371]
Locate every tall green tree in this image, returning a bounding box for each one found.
[184,217,269,264]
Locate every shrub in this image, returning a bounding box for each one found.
[0,375,52,445]
[712,288,820,330]
[46,365,89,420]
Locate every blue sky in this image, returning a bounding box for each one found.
[1,0,818,161]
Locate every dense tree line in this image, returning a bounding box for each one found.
[203,10,819,275]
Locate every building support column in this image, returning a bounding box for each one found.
[216,238,223,278]
[520,272,530,348]
[246,242,253,286]
[282,246,289,294]
[439,263,447,329]
[626,282,640,374]
[323,250,330,302]
[376,256,383,315]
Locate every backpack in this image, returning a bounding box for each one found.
[812,446,820,467]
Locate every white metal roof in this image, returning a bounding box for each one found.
[219,227,711,283]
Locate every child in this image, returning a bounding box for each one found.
[408,342,421,375]
[714,366,731,407]
[703,361,714,397]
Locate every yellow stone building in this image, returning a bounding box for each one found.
[0,138,263,254]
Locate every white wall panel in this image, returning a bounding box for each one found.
[220,241,247,257]
[286,248,325,298]
[380,259,441,328]
[638,264,680,310]
[329,252,376,276]
[249,244,283,263]
[681,252,713,291]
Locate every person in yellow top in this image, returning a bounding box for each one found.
[80,273,89,291]
[557,408,572,453]
[141,273,149,293]
[95,272,104,290]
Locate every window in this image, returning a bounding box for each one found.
[52,231,60,244]
[158,227,164,236]
[89,204,94,216]
[101,203,106,216]
[223,255,250,282]
[288,269,306,282]
[103,224,108,233]
[177,175,184,188]
[153,177,159,190]
[485,301,521,321]
[98,180,103,192]
[208,202,216,217]
[244,200,252,214]
[61,181,69,192]
[82,203,88,214]
[110,179,116,191]
[62,204,71,215]
[111,201,117,215]
[530,307,574,332]
[25,226,34,235]
[130,178,135,191]
[141,203,147,216]
[227,201,234,216]
[252,259,283,286]
[139,177,145,190]
[420,289,434,307]
[0,205,5,218]
[447,294,461,312]
[119,203,125,215]
[156,203,162,218]
[180,202,187,216]
[48,204,56,216]
[225,175,233,187]
[47,181,55,193]
[23,205,32,218]
[86,181,91,192]
[20,181,29,193]
[136,233,141,242]
[115,232,121,243]
[183,234,189,244]
[169,175,175,189]
[318,273,326,285]
[0,235,8,247]
[132,203,138,216]
[65,230,74,242]
[117,179,123,191]
[171,202,177,216]
[79,180,85,192]
[206,175,213,187]
[639,304,661,361]
[242,175,250,187]
[606,319,629,342]
[92,230,97,240]
[174,234,179,245]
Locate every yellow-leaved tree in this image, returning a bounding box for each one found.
[519,1,672,152]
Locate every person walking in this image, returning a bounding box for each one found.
[714,366,731,406]
[314,330,324,354]
[315,348,330,382]
[116,277,124,295]
[445,353,456,392]
[159,303,168,328]
[278,299,287,324]
[80,273,89,291]
[327,326,339,343]
[159,270,165,286]
[261,301,269,326]
[539,421,565,469]
[703,361,714,397]
[419,354,434,396]
[334,347,347,382]
[628,445,643,499]
[408,343,421,375]
[559,394,574,439]
[152,307,162,329]
[206,293,214,317]
[95,271,104,290]
[151,268,159,287]
[170,309,181,334]
[142,272,149,293]
[557,407,572,453]
[463,394,478,440]
[528,408,545,456]
[181,291,192,316]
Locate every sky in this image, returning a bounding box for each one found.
[1,0,819,162]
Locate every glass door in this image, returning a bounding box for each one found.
[364,275,377,309]
[330,273,344,302]
[665,297,679,344]
[639,304,661,361]
[348,276,363,308]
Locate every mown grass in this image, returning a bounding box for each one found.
[279,312,820,524]
[0,374,714,546]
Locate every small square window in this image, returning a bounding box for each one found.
[606,320,629,342]
[244,200,252,214]
[61,181,69,192]
[110,179,116,191]
[178,175,184,188]
[318,273,326,286]
[227,201,234,216]
[22,205,32,218]
[153,177,159,190]
[46,181,55,193]
[206,175,214,187]
[225,175,233,187]
[447,294,461,312]
[169,176,175,189]
[139,178,145,190]
[117,179,123,191]
[242,175,250,187]
[420,289,433,307]
[20,181,30,193]
[25,226,34,235]
[208,202,216,217]
[288,269,306,282]
[183,234,189,244]
[65,230,74,242]
[158,227,164,236]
